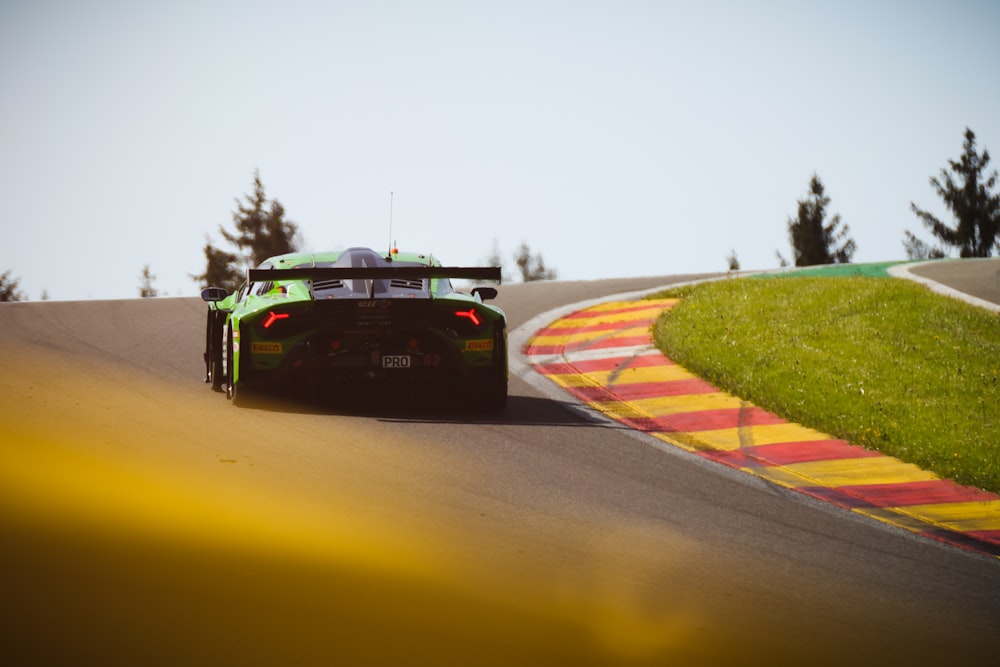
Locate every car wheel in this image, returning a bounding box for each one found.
[205,311,226,391]
[481,329,508,412]
[483,377,508,412]
[209,340,224,392]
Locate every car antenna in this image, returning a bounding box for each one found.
[386,191,395,261]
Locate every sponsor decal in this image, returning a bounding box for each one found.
[465,339,493,352]
[252,342,283,354]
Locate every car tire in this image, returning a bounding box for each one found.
[482,377,508,412]
[481,327,508,412]
[205,310,226,391]
[209,343,224,392]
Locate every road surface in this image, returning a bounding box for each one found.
[1,269,998,666]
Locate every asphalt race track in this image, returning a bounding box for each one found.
[2,268,999,666]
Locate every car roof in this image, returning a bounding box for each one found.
[261,247,440,269]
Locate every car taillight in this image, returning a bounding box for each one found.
[455,308,481,326]
[262,311,290,329]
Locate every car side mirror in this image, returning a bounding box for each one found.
[201,287,228,302]
[472,286,497,301]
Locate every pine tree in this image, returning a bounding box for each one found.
[902,231,945,261]
[787,174,856,266]
[138,265,159,297]
[193,171,301,292]
[0,270,26,302]
[726,249,740,272]
[908,128,1000,258]
[220,171,300,267]
[193,243,241,293]
[513,241,558,282]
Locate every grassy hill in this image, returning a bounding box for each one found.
[650,269,1000,494]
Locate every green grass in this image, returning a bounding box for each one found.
[649,276,1000,494]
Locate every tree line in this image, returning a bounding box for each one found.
[729,127,999,271]
[190,173,557,294]
[2,128,997,302]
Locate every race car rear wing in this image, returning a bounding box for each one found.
[248,265,502,300]
[247,266,502,283]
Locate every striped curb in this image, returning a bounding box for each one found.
[524,298,1000,560]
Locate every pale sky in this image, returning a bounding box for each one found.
[2,0,998,300]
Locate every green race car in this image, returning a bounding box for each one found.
[201,247,507,410]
